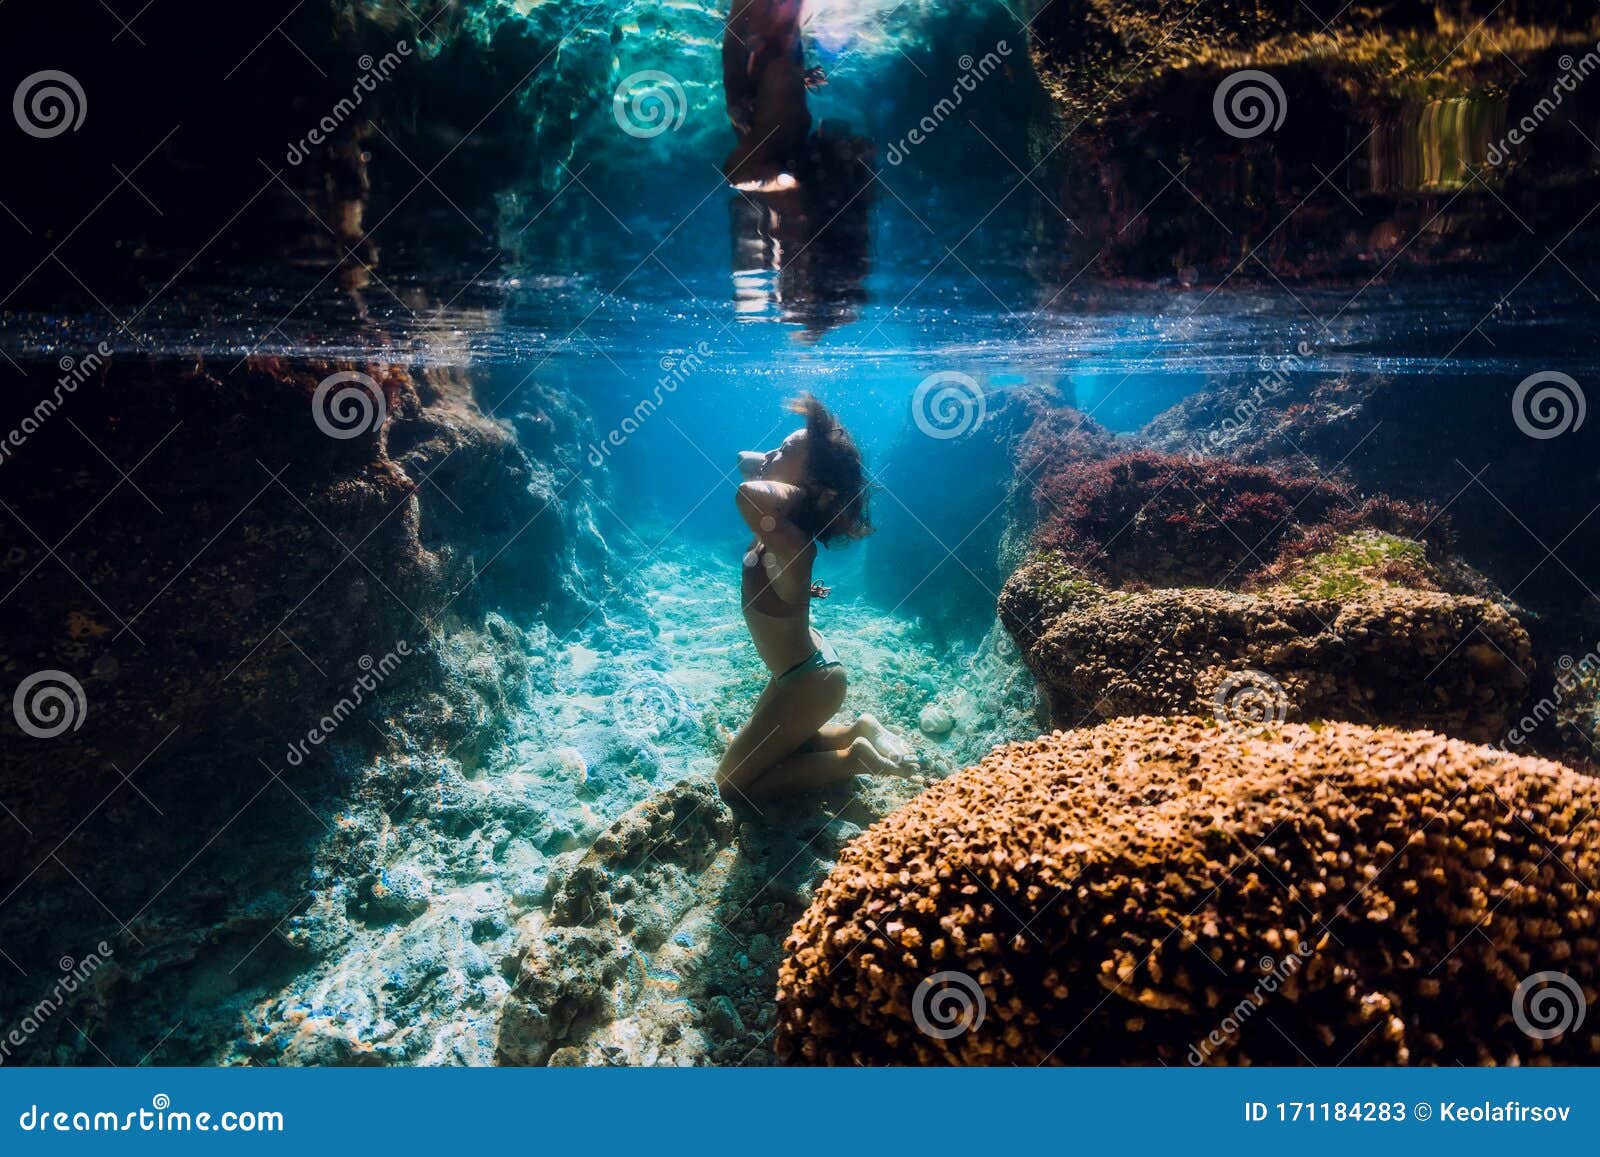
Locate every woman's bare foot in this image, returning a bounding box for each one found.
[852,714,918,766]
[848,736,920,779]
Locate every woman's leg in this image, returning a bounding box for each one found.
[717,667,848,803]
[797,721,857,751]
[742,736,913,799]
[798,713,917,761]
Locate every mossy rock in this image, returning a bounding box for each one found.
[1273,529,1435,601]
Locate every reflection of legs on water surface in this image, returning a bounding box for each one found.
[716,672,919,802]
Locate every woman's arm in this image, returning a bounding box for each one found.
[736,481,809,552]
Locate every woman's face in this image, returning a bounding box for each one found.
[739,429,810,486]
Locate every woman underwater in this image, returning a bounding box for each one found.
[717,395,919,802]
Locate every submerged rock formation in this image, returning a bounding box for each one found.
[1024,441,1434,590]
[1001,401,1541,744]
[777,717,1600,1065]
[495,775,927,1066]
[1142,375,1600,625]
[0,353,607,1063]
[999,535,1534,742]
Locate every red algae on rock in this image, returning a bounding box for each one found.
[776,718,1599,1066]
[1023,441,1437,590]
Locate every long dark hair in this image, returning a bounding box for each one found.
[787,393,871,546]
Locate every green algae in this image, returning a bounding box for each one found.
[1276,530,1431,601]
[1025,549,1110,605]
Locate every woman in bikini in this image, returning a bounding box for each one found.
[717,394,918,802]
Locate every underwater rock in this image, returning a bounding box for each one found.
[1023,433,1436,590]
[1140,375,1600,629]
[918,704,955,737]
[497,779,741,1066]
[0,353,604,1063]
[1028,1,1588,120]
[999,540,1533,743]
[777,716,1600,1065]
[496,772,927,1066]
[1027,5,1600,281]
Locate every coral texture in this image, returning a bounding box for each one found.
[776,717,1600,1066]
[998,547,1532,742]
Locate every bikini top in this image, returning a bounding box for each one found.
[741,542,809,620]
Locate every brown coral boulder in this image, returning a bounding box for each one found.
[776,718,1600,1066]
[998,550,1532,744]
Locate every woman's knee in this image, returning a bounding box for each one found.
[716,736,767,799]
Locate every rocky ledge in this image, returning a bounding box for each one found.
[1000,533,1533,743]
